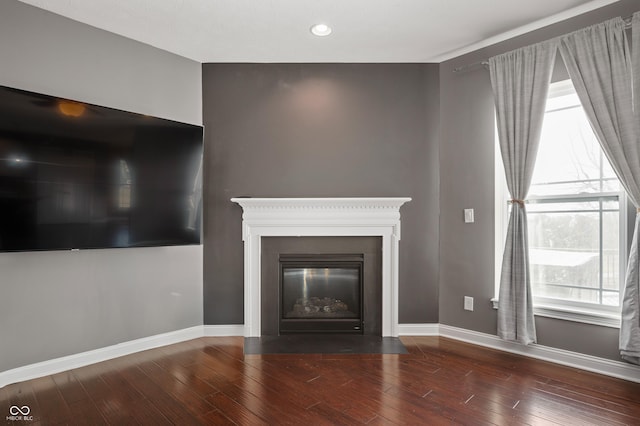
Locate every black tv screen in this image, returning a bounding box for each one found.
[0,85,203,252]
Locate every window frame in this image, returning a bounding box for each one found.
[494,79,628,329]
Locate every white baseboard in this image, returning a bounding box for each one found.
[0,324,245,388]
[398,323,440,336]
[0,325,204,388]
[437,324,640,383]
[3,323,639,387]
[203,324,244,337]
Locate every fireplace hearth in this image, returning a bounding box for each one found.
[280,254,363,334]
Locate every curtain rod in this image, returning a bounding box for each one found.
[452,14,634,74]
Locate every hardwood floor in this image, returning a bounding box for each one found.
[3,336,640,425]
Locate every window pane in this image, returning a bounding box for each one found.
[528,201,620,307]
[603,290,620,307]
[529,208,600,300]
[530,90,619,196]
[531,108,598,187]
[602,177,621,193]
[529,210,599,252]
[603,211,620,294]
[602,200,619,210]
[535,285,601,304]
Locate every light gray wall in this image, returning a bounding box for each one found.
[0,1,203,372]
[202,64,440,326]
[439,0,639,361]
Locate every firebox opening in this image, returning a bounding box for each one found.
[279,254,364,334]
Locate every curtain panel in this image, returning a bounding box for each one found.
[490,40,557,344]
[559,16,640,365]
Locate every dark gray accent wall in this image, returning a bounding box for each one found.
[202,64,440,326]
[439,0,639,361]
[0,1,203,373]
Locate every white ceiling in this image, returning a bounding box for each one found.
[18,0,619,63]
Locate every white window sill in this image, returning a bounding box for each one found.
[490,298,620,328]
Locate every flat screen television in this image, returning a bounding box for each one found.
[0,85,203,252]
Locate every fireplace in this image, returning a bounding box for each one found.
[230,197,411,337]
[261,236,381,335]
[280,254,364,334]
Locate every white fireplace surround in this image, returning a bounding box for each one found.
[230,197,411,337]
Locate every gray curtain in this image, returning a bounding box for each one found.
[628,12,640,366]
[559,16,640,364]
[490,40,557,344]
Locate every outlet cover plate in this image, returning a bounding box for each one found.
[464,296,474,311]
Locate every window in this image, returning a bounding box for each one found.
[495,80,627,326]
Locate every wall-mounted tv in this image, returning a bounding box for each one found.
[0,85,203,252]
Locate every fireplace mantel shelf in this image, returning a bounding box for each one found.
[231,197,411,337]
[230,197,412,210]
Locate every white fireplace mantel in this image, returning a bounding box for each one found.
[230,197,411,337]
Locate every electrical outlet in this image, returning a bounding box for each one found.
[464,296,474,311]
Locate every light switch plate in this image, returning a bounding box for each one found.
[464,208,474,223]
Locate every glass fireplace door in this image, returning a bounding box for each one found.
[279,255,363,334]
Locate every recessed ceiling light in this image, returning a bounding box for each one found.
[310,23,332,37]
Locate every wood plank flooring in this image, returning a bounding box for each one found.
[2,336,640,425]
